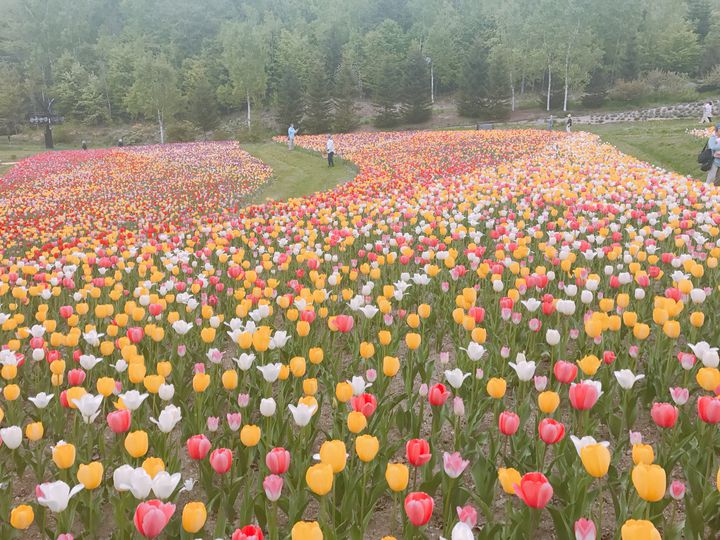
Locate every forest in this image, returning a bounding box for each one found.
[0,0,719,137]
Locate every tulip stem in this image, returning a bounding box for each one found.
[442,476,455,537]
[268,501,279,540]
[596,480,604,540]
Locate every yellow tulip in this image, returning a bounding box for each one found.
[143,374,164,394]
[359,342,375,359]
[383,356,400,377]
[52,442,76,469]
[696,367,720,392]
[308,347,324,365]
[156,361,172,377]
[497,467,522,494]
[240,425,261,447]
[182,502,207,533]
[631,444,654,465]
[124,430,149,458]
[378,330,392,346]
[289,356,306,378]
[3,384,20,401]
[486,377,507,399]
[10,505,34,530]
[690,311,705,328]
[620,519,661,540]
[192,372,210,392]
[291,521,323,540]
[347,411,367,433]
[319,440,347,473]
[385,463,409,492]
[200,327,216,343]
[538,391,560,414]
[77,461,104,489]
[580,444,611,478]
[631,464,666,502]
[305,463,334,495]
[577,355,601,376]
[303,378,318,396]
[142,457,165,478]
[25,421,44,441]
[222,370,238,390]
[96,376,116,397]
[405,333,421,350]
[355,434,379,462]
[633,323,650,340]
[662,320,680,339]
[335,382,353,403]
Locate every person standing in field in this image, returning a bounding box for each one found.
[565,114,573,133]
[547,115,554,130]
[287,123,298,150]
[701,102,713,124]
[81,140,87,150]
[706,123,720,184]
[326,135,335,167]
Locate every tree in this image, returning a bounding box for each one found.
[458,39,511,120]
[274,69,305,129]
[0,62,27,138]
[125,53,183,144]
[53,55,109,124]
[218,21,270,128]
[400,46,432,124]
[371,59,402,127]
[333,60,360,132]
[303,60,333,134]
[183,56,220,131]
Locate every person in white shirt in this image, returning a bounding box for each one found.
[287,124,298,149]
[701,102,714,124]
[326,135,335,167]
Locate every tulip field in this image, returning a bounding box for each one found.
[2,129,720,539]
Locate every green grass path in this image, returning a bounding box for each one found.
[579,119,703,179]
[242,142,357,204]
[0,142,74,175]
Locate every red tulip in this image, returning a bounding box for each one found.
[406,439,431,467]
[697,396,720,424]
[498,411,520,436]
[59,306,73,319]
[568,381,601,410]
[127,327,144,344]
[513,472,553,508]
[538,418,565,444]
[67,368,86,386]
[186,434,211,460]
[651,402,678,428]
[428,383,451,406]
[351,393,378,417]
[231,525,264,540]
[209,448,233,474]
[553,361,578,384]
[107,409,131,433]
[265,448,291,475]
[333,315,354,332]
[404,491,434,526]
[133,500,175,539]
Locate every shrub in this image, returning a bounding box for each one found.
[609,71,696,104]
[608,79,651,103]
[165,122,200,143]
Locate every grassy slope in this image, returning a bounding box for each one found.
[242,142,357,204]
[577,119,704,179]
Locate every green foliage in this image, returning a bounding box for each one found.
[0,62,27,136]
[333,61,361,132]
[400,47,432,124]
[303,60,333,135]
[609,70,696,104]
[183,56,222,131]
[274,70,305,129]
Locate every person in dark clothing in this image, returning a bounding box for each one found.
[326,135,335,167]
[118,138,124,147]
[81,140,87,150]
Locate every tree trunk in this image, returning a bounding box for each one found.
[563,51,570,112]
[246,89,251,129]
[511,81,516,112]
[546,65,552,112]
[158,108,165,144]
[520,72,525,95]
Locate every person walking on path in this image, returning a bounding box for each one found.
[326,135,335,167]
[706,123,720,184]
[81,140,87,151]
[547,115,554,131]
[701,102,714,124]
[565,114,573,133]
[287,123,298,150]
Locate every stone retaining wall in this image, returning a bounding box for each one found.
[577,100,717,124]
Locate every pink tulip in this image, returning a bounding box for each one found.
[498,411,520,436]
[553,361,578,384]
[456,505,477,527]
[534,376,548,391]
[404,492,433,526]
[538,418,565,444]
[574,518,596,540]
[107,409,131,434]
[651,402,678,428]
[237,394,250,407]
[443,451,469,478]
[57,535,74,540]
[513,472,553,508]
[67,369,86,386]
[333,315,354,332]
[207,416,220,432]
[133,500,175,539]
[263,474,283,501]
[186,434,211,460]
[629,431,643,445]
[365,368,377,382]
[669,480,685,500]
[453,397,465,417]
[226,412,242,431]
[266,448,291,475]
[697,396,720,424]
[669,387,689,405]
[569,381,601,410]
[209,448,233,474]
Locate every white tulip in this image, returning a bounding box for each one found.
[172,320,193,335]
[613,369,645,390]
[150,405,182,433]
[521,298,541,312]
[580,290,593,304]
[82,330,104,347]
[460,342,486,361]
[158,383,175,401]
[113,465,135,492]
[79,354,103,371]
[690,288,706,304]
[348,376,371,395]
[508,357,536,381]
[269,331,290,349]
[260,398,277,417]
[546,329,561,346]
[119,390,149,411]
[0,426,22,449]
[359,305,379,319]
[28,392,54,409]
[288,403,317,427]
[36,481,84,512]
[257,363,282,383]
[72,393,103,423]
[233,353,256,371]
[151,471,182,499]
[444,369,470,389]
